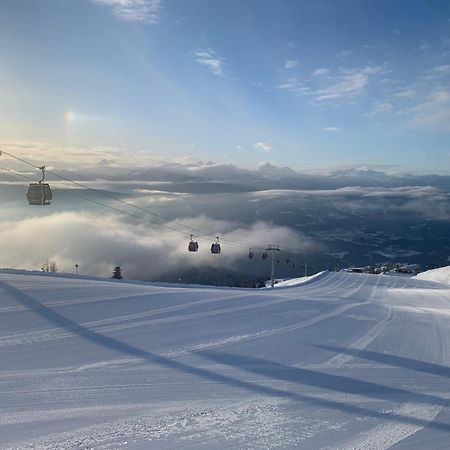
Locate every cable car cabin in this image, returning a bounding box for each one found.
[248,249,254,259]
[262,252,269,260]
[211,243,221,254]
[26,183,52,205]
[188,240,199,252]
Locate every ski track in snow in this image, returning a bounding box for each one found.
[5,399,345,450]
[332,402,443,450]
[0,272,363,349]
[1,271,450,449]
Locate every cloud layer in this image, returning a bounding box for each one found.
[0,213,308,279]
[1,141,449,278]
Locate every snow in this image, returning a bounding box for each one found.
[272,270,328,287]
[415,266,450,285]
[1,270,450,449]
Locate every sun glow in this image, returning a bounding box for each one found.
[64,110,76,123]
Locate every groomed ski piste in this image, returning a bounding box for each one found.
[1,268,450,449]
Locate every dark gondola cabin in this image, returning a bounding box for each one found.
[211,236,221,254]
[26,183,52,205]
[188,235,199,252]
[26,165,52,206]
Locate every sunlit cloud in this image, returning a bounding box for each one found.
[0,213,307,279]
[0,140,174,171]
[93,0,162,24]
[254,142,274,153]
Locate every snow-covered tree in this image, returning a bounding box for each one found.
[41,259,57,273]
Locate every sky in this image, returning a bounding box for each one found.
[1,0,450,173]
[1,0,450,278]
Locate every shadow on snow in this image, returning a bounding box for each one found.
[1,279,449,432]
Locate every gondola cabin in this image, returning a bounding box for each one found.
[211,236,221,254]
[188,237,199,252]
[26,183,52,206]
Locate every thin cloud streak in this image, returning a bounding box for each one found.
[315,65,387,101]
[254,142,274,153]
[285,60,299,69]
[313,68,329,77]
[194,49,225,76]
[94,0,162,23]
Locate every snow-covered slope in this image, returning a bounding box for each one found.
[415,265,450,285]
[272,270,328,287]
[1,271,450,449]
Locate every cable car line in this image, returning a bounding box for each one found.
[0,164,263,253]
[0,165,182,229]
[0,150,211,238]
[1,151,314,265]
[0,150,263,251]
[2,163,312,280]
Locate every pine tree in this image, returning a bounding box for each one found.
[112,266,123,279]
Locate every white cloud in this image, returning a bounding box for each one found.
[418,40,431,51]
[316,72,367,100]
[335,50,352,58]
[370,101,394,115]
[194,49,225,76]
[94,0,162,23]
[420,65,450,81]
[313,68,329,77]
[276,78,310,94]
[0,140,182,172]
[316,65,387,101]
[254,142,274,153]
[430,65,450,74]
[395,89,416,98]
[0,213,305,279]
[323,127,341,132]
[407,90,450,131]
[284,60,299,69]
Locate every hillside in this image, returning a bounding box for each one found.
[1,271,450,449]
[415,265,450,285]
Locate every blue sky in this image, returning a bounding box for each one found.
[1,0,450,173]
